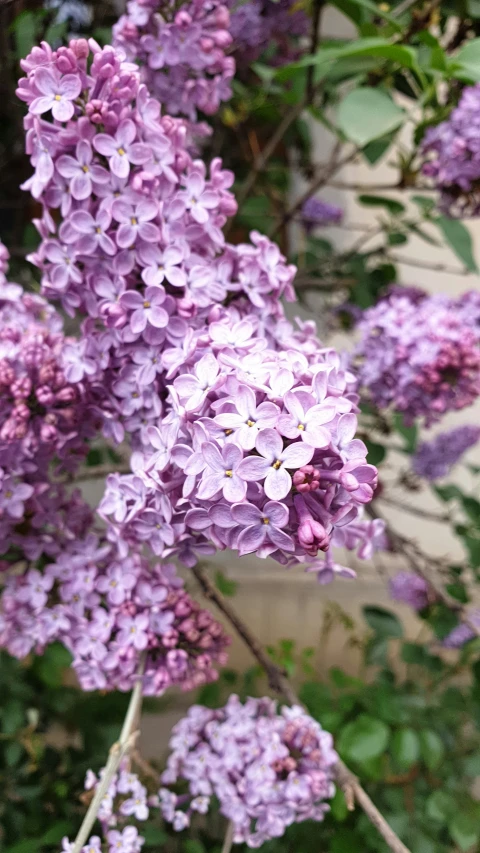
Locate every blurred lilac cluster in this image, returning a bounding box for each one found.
[113,0,234,124]
[389,572,429,611]
[412,425,480,481]
[301,197,344,232]
[354,290,480,425]
[422,84,480,217]
[158,695,337,846]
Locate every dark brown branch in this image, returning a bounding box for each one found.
[191,563,412,853]
[378,496,449,523]
[388,253,470,276]
[306,0,325,102]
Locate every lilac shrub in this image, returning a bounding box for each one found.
[353,289,480,425]
[17,37,382,578]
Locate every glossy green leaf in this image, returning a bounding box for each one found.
[391,727,420,769]
[363,606,403,638]
[449,814,480,851]
[452,38,480,82]
[419,730,445,770]
[435,216,478,272]
[337,87,404,147]
[214,570,237,597]
[358,194,405,214]
[338,714,390,763]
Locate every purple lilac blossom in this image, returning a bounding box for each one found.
[353,290,480,425]
[0,512,230,693]
[442,611,480,648]
[412,425,480,480]
[421,84,480,217]
[113,0,234,124]
[17,39,383,573]
[301,197,344,232]
[229,0,309,66]
[389,572,429,611]
[158,695,337,847]
[62,761,148,851]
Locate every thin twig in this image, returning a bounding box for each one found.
[369,506,480,638]
[74,463,132,483]
[221,821,235,853]
[191,564,412,853]
[269,144,358,238]
[388,253,470,276]
[71,657,146,853]
[378,496,450,523]
[227,98,307,234]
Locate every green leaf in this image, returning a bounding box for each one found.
[411,194,436,215]
[387,231,408,246]
[44,20,68,46]
[391,727,420,769]
[364,440,386,466]
[452,38,480,82]
[214,570,237,597]
[1,699,24,734]
[12,11,37,59]
[467,0,480,16]
[3,842,39,853]
[419,729,445,770]
[462,496,480,523]
[435,216,478,272]
[141,825,169,846]
[363,606,403,638]
[4,741,23,767]
[392,413,417,453]
[337,88,404,147]
[434,484,463,502]
[32,642,72,688]
[40,822,74,845]
[183,842,206,853]
[338,714,390,764]
[358,194,405,214]
[362,136,394,164]
[449,814,480,851]
[426,790,456,823]
[330,788,349,821]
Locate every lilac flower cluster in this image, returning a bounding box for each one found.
[422,84,480,217]
[389,572,430,611]
[158,695,337,847]
[18,38,382,575]
[0,521,230,693]
[0,242,103,559]
[229,0,309,66]
[353,290,480,425]
[412,425,480,481]
[113,0,234,123]
[61,760,148,852]
[442,611,480,648]
[301,197,344,233]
